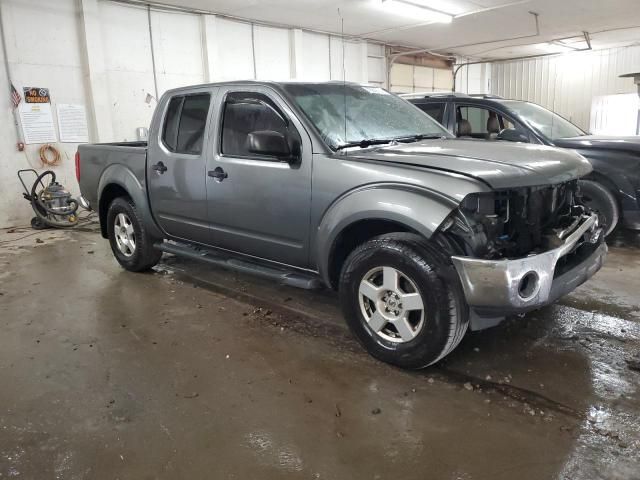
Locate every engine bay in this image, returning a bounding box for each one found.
[445,180,595,259]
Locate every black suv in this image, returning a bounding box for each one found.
[405,92,640,235]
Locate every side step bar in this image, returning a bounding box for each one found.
[155,241,323,290]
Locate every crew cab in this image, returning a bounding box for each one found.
[404,92,640,235]
[77,82,606,369]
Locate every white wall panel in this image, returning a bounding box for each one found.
[297,31,331,80]
[490,45,640,131]
[150,10,205,94]
[210,17,254,81]
[367,57,385,86]
[367,43,386,87]
[254,25,291,80]
[330,37,367,82]
[99,2,155,141]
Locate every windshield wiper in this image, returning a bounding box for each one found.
[334,138,396,151]
[393,134,446,143]
[334,134,446,151]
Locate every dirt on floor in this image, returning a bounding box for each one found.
[0,225,638,479]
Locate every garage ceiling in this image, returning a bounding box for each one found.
[128,0,640,60]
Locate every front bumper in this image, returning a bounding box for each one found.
[451,213,606,316]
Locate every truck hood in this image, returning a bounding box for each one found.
[349,139,592,189]
[554,135,640,154]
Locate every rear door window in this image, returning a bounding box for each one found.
[162,97,183,152]
[176,94,210,154]
[162,93,211,155]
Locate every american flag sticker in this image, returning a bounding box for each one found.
[10,83,21,109]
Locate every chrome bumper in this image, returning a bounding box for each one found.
[451,213,606,315]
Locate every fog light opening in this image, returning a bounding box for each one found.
[518,271,539,300]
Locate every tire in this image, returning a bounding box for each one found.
[338,233,469,369]
[106,197,162,272]
[579,179,619,236]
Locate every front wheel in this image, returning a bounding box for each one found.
[106,197,162,272]
[338,234,468,369]
[579,179,619,236]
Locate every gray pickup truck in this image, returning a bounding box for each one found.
[77,81,606,369]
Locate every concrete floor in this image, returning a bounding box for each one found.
[0,225,639,479]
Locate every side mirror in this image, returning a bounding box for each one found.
[497,128,529,143]
[246,130,291,159]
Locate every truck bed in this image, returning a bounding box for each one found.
[77,141,149,212]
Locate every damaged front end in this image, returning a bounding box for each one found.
[440,180,607,329]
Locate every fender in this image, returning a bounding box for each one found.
[97,163,164,240]
[575,148,640,211]
[315,183,481,285]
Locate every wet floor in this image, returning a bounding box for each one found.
[0,226,638,479]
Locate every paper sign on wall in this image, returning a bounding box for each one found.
[57,104,89,143]
[19,102,57,144]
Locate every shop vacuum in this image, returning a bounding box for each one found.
[17,169,81,229]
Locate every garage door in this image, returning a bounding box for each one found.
[390,64,453,94]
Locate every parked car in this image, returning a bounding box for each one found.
[405,92,640,236]
[77,82,606,369]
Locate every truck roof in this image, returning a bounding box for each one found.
[162,80,366,96]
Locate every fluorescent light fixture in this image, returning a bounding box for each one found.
[376,0,453,23]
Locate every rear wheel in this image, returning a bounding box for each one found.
[579,179,619,236]
[338,234,468,369]
[106,197,162,272]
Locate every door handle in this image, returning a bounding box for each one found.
[208,167,228,182]
[152,161,168,174]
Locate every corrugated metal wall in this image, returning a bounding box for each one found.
[490,45,640,131]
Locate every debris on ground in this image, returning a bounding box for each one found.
[625,359,640,372]
[463,382,474,391]
[371,408,381,415]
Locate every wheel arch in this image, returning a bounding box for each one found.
[316,185,460,289]
[97,164,163,240]
[581,172,622,212]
